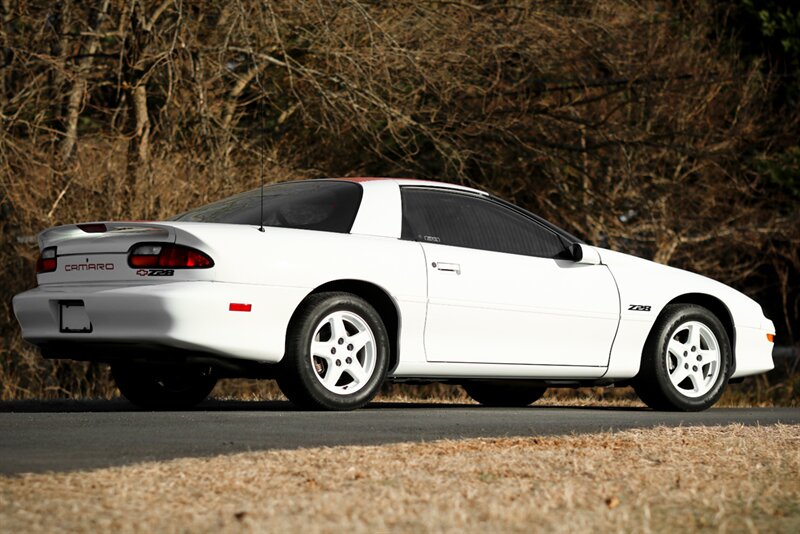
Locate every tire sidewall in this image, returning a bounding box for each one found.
[650,305,731,411]
[289,293,389,410]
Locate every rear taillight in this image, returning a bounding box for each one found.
[35,247,57,274]
[128,243,214,269]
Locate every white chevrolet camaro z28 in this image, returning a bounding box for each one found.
[13,178,775,411]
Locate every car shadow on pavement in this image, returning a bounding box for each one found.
[368,402,649,412]
[0,398,650,413]
[0,399,286,413]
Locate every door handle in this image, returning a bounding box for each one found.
[432,262,461,275]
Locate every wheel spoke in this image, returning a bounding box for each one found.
[311,341,334,362]
[687,323,701,350]
[688,370,705,394]
[667,338,686,360]
[669,366,690,387]
[323,364,344,387]
[701,347,720,365]
[348,331,371,354]
[347,362,369,385]
[330,315,348,341]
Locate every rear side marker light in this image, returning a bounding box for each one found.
[767,333,775,343]
[36,247,57,274]
[128,243,214,269]
[229,303,252,312]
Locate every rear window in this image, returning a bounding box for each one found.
[171,180,363,233]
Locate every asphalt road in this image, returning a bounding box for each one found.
[1,400,798,475]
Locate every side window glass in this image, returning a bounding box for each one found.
[401,188,565,258]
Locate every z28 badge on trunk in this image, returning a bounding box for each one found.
[135,269,174,277]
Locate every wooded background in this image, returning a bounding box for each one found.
[1,1,798,400]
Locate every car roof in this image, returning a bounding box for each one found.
[333,177,487,196]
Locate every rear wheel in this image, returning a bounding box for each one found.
[277,292,389,410]
[463,381,547,407]
[111,363,217,410]
[633,304,731,411]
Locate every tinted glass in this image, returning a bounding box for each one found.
[401,188,566,258]
[172,181,362,233]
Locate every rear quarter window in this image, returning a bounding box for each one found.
[172,180,363,233]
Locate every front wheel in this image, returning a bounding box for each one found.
[277,292,390,410]
[633,304,731,411]
[111,363,217,410]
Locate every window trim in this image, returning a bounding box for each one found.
[399,185,576,258]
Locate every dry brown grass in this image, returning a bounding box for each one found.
[1,425,798,533]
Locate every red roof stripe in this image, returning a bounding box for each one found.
[335,177,420,183]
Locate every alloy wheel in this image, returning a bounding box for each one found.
[665,320,721,398]
[309,310,377,395]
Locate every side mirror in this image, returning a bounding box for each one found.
[570,243,602,265]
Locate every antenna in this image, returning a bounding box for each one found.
[252,47,266,233]
[258,135,265,233]
[258,114,264,232]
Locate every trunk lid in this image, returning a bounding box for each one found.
[38,222,182,285]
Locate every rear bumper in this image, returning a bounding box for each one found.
[12,281,308,363]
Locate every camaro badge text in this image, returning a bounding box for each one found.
[64,263,115,271]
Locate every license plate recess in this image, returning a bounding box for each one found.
[60,301,93,333]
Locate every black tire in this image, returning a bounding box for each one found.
[112,363,217,410]
[462,381,547,407]
[633,304,731,412]
[277,292,390,411]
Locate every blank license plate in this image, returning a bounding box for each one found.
[60,302,93,333]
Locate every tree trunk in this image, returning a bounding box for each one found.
[131,83,150,172]
[49,1,70,124]
[0,0,14,113]
[123,0,173,216]
[58,0,110,164]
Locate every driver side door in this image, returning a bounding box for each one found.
[401,187,620,368]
